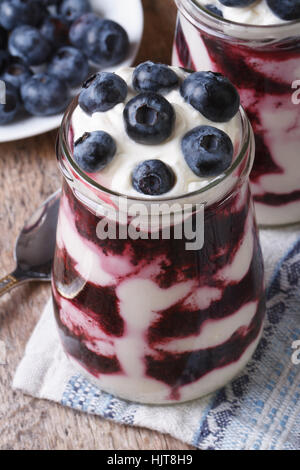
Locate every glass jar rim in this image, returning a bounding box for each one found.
[58,94,254,205]
[176,0,300,38]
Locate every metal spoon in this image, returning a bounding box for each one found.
[0,190,60,297]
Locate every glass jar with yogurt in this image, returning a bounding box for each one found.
[172,0,300,226]
[52,65,265,404]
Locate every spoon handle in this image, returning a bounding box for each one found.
[0,273,19,297]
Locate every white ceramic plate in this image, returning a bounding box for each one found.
[0,0,144,143]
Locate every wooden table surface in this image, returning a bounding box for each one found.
[0,0,194,451]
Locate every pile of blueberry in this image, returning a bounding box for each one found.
[0,0,129,124]
[74,63,240,197]
[204,0,300,21]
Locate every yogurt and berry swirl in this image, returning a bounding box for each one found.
[173,0,300,226]
[52,64,265,403]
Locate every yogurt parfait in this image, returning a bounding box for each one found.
[52,64,265,404]
[173,0,300,226]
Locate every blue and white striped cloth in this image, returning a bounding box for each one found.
[14,226,300,450]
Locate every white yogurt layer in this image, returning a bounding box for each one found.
[72,67,241,198]
[197,0,286,25]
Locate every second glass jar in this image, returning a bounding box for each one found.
[173,0,300,226]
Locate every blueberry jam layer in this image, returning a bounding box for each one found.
[173,15,300,226]
[52,180,265,403]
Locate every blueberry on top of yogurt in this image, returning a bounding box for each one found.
[123,92,175,145]
[181,125,234,177]
[74,130,116,173]
[132,160,175,195]
[180,71,240,123]
[133,62,179,94]
[79,72,128,114]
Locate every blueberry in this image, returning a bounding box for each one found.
[48,46,89,88]
[133,62,179,94]
[59,0,91,24]
[0,82,21,124]
[40,16,69,48]
[79,72,128,114]
[9,26,52,66]
[218,0,257,6]
[124,92,175,145]
[21,73,69,116]
[0,0,45,31]
[1,58,32,90]
[69,13,101,49]
[266,0,300,20]
[132,160,175,196]
[85,19,129,67]
[205,4,224,17]
[180,71,240,122]
[74,131,116,173]
[181,125,233,177]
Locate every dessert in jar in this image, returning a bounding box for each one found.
[52,63,265,404]
[172,0,300,226]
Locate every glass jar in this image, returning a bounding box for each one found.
[172,0,300,226]
[52,98,265,404]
